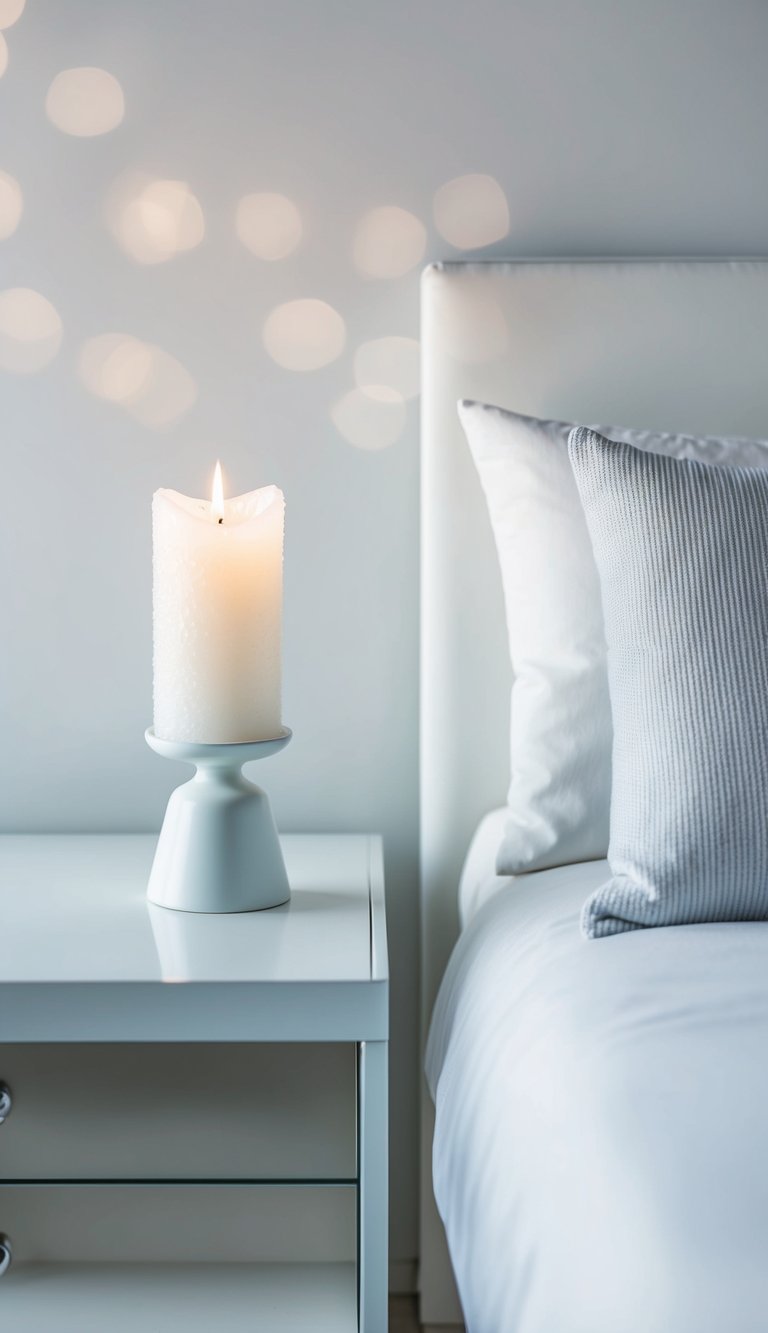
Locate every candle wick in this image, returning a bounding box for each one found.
[218,517,223,525]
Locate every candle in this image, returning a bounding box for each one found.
[153,463,284,744]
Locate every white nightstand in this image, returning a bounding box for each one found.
[0,833,388,1333]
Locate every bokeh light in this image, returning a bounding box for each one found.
[0,288,62,373]
[354,336,420,402]
[0,169,22,239]
[433,173,509,250]
[123,345,197,428]
[0,0,24,30]
[235,191,302,260]
[353,205,426,279]
[262,298,345,371]
[45,67,125,137]
[79,334,153,404]
[79,334,196,428]
[107,174,205,264]
[0,34,8,78]
[332,386,406,450]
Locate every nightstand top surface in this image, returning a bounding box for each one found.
[0,834,387,1043]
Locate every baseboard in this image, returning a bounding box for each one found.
[390,1259,417,1294]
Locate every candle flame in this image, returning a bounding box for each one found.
[211,460,224,522]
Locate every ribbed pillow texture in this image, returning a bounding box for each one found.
[459,400,768,881]
[569,427,768,938]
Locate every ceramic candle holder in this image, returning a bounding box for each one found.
[145,726,292,913]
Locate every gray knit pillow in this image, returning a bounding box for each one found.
[568,426,768,939]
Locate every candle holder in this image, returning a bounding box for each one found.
[145,726,292,913]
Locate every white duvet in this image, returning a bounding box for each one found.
[426,859,768,1333]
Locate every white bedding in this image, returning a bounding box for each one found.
[457,805,509,924]
[426,859,768,1333]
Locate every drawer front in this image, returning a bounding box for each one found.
[0,1044,355,1180]
[0,1183,355,1262]
[0,1263,358,1333]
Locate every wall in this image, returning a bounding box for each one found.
[2,0,767,1273]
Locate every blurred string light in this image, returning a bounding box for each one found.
[235,192,302,260]
[79,333,197,428]
[0,288,62,373]
[353,205,426,279]
[433,173,509,249]
[0,0,24,29]
[107,173,204,264]
[332,386,406,450]
[0,169,22,239]
[46,67,125,137]
[262,298,345,371]
[354,336,420,402]
[79,334,152,403]
[0,7,506,452]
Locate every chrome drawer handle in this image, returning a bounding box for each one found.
[0,1084,10,1125]
[0,1235,11,1276]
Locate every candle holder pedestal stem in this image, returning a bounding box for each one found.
[145,727,292,913]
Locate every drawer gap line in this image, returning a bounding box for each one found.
[0,1177,358,1188]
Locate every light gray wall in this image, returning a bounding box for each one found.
[2,0,767,1269]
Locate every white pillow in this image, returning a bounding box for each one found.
[458,400,768,876]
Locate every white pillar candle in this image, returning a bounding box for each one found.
[153,464,284,744]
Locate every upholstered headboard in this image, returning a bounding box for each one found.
[419,259,768,1327]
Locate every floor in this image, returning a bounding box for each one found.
[390,1295,420,1331]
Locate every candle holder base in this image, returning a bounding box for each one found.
[145,727,292,914]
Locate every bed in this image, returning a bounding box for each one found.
[419,260,768,1331]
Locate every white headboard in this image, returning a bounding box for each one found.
[419,258,768,1327]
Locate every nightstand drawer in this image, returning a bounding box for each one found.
[0,1044,355,1180]
[0,1184,356,1263]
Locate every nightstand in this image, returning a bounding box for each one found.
[0,833,388,1333]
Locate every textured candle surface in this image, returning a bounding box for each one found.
[153,485,284,743]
